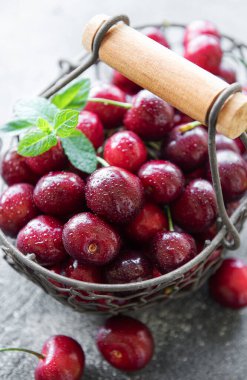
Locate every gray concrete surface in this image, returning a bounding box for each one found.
[1,1,247,379]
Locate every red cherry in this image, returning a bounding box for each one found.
[209,258,247,309]
[25,142,67,176]
[17,215,68,266]
[215,134,240,154]
[1,149,38,185]
[218,63,237,84]
[85,166,144,224]
[112,71,141,95]
[185,166,206,183]
[64,258,103,283]
[76,110,104,149]
[35,335,85,380]
[85,83,127,129]
[206,150,247,201]
[96,315,154,371]
[183,20,220,47]
[104,249,152,284]
[161,125,208,172]
[138,160,184,203]
[184,35,222,74]
[125,202,168,243]
[173,112,193,126]
[62,212,121,265]
[103,131,147,172]
[0,183,38,237]
[124,89,174,140]
[171,179,217,233]
[33,171,85,217]
[142,26,170,48]
[151,231,197,274]
[235,137,246,155]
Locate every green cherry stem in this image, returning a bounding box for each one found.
[0,348,44,360]
[166,206,174,232]
[96,156,110,167]
[88,98,132,109]
[179,121,201,133]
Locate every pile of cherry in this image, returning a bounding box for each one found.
[1,19,247,288]
[1,19,247,379]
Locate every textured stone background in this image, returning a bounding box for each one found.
[1,1,247,379]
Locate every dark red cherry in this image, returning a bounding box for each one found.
[218,63,237,84]
[124,90,174,140]
[17,215,68,266]
[215,134,240,153]
[64,258,103,283]
[33,171,85,217]
[0,183,38,237]
[62,212,121,265]
[138,160,184,203]
[206,150,247,201]
[184,35,222,74]
[125,202,168,243]
[1,149,38,185]
[104,249,152,284]
[142,26,170,48]
[96,315,154,371]
[85,166,144,224]
[171,179,217,233]
[85,83,127,129]
[183,20,220,47]
[35,335,85,380]
[25,141,67,176]
[161,125,208,172]
[185,166,206,183]
[112,71,141,95]
[235,137,246,154]
[103,130,147,172]
[76,110,104,149]
[209,258,247,309]
[151,231,197,274]
[173,112,193,126]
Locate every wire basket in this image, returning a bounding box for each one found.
[1,16,247,314]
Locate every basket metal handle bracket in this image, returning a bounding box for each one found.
[207,83,247,250]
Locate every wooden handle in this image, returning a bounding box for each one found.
[82,14,247,139]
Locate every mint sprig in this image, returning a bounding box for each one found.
[17,131,57,157]
[54,110,79,137]
[0,77,130,175]
[14,97,59,124]
[51,78,90,110]
[61,130,97,174]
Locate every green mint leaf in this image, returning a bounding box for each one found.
[65,78,90,110]
[37,118,53,133]
[51,78,90,109]
[14,97,59,124]
[17,130,57,157]
[54,109,79,137]
[61,129,97,174]
[0,119,33,132]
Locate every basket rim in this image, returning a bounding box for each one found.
[0,197,246,292]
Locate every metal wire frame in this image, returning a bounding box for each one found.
[1,16,247,314]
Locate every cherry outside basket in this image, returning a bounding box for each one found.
[1,17,247,314]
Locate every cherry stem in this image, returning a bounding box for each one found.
[166,206,174,232]
[96,156,110,167]
[179,121,201,133]
[148,141,161,150]
[0,348,45,360]
[88,98,132,109]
